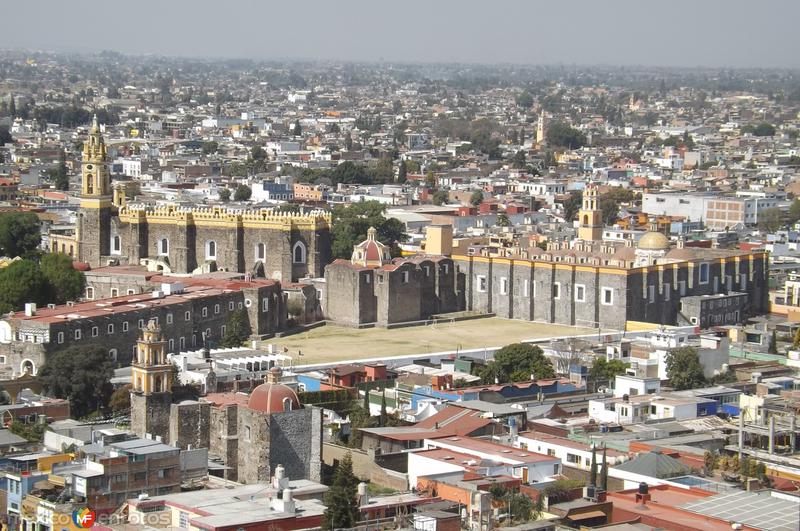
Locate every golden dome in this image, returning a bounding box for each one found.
[637,231,670,250]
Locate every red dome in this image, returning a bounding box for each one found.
[247,382,300,414]
[362,241,382,261]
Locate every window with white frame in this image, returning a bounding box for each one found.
[255,243,265,261]
[206,241,217,260]
[159,238,169,256]
[214,304,220,314]
[110,288,118,297]
[500,277,508,295]
[107,324,114,334]
[111,235,121,255]
[263,298,269,312]
[699,263,710,284]
[86,287,95,300]
[664,283,670,301]
[574,284,586,302]
[123,322,129,332]
[523,279,529,297]
[292,241,306,264]
[185,311,191,321]
[92,326,98,337]
[477,275,487,292]
[229,301,235,311]
[602,287,613,305]
[166,313,173,324]
[74,329,81,340]
[202,307,208,318]
[402,271,409,283]
[57,332,64,344]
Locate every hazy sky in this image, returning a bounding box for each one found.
[4,0,800,68]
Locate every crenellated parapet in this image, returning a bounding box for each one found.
[118,203,331,230]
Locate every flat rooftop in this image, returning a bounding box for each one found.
[268,317,594,365]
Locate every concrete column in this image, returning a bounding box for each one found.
[768,416,775,454]
[738,413,744,458]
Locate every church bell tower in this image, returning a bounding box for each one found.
[130,319,173,442]
[578,182,603,242]
[77,115,113,266]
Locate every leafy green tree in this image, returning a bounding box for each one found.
[563,190,582,221]
[788,199,800,225]
[546,122,586,149]
[768,330,778,354]
[0,260,48,313]
[251,145,267,161]
[665,347,706,390]
[497,213,511,227]
[220,310,250,348]
[233,184,252,201]
[758,207,782,233]
[516,91,534,108]
[432,190,449,206]
[322,453,360,530]
[588,357,629,391]
[752,123,776,137]
[379,391,388,427]
[39,345,114,418]
[330,201,407,259]
[218,188,231,202]
[201,141,219,155]
[512,150,527,168]
[109,384,132,413]
[48,150,69,191]
[9,420,47,442]
[40,252,85,304]
[0,212,41,258]
[600,447,609,491]
[470,190,484,207]
[0,126,12,146]
[479,343,555,384]
[293,120,302,137]
[397,160,407,182]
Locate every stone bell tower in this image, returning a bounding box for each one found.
[77,115,113,267]
[130,319,173,442]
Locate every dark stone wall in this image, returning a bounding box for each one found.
[130,392,172,442]
[269,407,322,481]
[169,401,211,450]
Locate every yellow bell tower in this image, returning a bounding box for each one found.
[578,182,603,241]
[131,319,172,395]
[77,115,114,267]
[81,115,111,202]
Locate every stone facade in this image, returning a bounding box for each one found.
[108,205,331,282]
[324,256,464,327]
[0,278,286,376]
[169,400,212,450]
[130,392,172,442]
[74,118,331,282]
[457,250,769,329]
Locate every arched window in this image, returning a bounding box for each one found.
[292,241,306,264]
[206,241,217,260]
[255,243,265,261]
[108,349,117,361]
[111,235,121,254]
[86,174,94,194]
[20,359,35,375]
[283,397,293,412]
[159,238,169,256]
